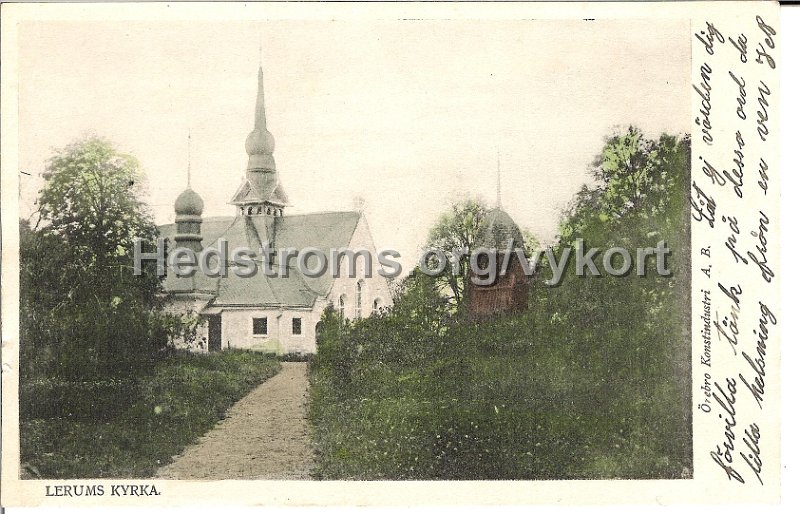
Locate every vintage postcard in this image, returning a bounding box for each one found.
[0,0,782,507]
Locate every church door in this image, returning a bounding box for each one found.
[208,315,222,352]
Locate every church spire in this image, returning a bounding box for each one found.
[245,65,276,172]
[254,66,267,132]
[496,147,502,208]
[231,64,289,214]
[187,131,192,188]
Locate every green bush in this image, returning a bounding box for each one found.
[310,299,690,480]
[20,379,138,421]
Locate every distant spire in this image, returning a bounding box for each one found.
[496,147,502,208]
[245,65,276,171]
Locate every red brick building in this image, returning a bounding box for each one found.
[466,207,529,318]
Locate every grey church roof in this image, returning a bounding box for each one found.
[160,67,365,311]
[158,211,362,308]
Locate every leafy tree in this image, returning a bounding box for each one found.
[540,127,692,471]
[19,219,73,378]
[521,228,540,257]
[22,137,167,378]
[426,198,538,309]
[425,198,486,307]
[35,137,162,301]
[559,126,689,244]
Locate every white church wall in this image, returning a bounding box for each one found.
[327,214,394,321]
[166,216,392,356]
[218,307,316,354]
[275,309,317,355]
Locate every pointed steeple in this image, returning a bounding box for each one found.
[187,131,192,187]
[245,66,276,172]
[496,148,502,208]
[253,66,267,132]
[231,64,289,215]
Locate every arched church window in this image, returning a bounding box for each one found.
[338,294,346,318]
[247,206,253,215]
[267,207,272,215]
[356,280,365,319]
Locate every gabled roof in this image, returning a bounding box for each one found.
[274,211,361,253]
[230,180,263,205]
[213,265,319,308]
[270,183,289,205]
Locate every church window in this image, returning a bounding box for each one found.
[372,298,382,314]
[338,294,346,318]
[252,317,268,335]
[247,206,253,215]
[292,317,302,335]
[356,280,365,319]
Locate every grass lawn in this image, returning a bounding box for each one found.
[20,350,281,478]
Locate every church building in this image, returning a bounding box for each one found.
[159,67,392,354]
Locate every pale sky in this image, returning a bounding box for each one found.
[18,19,690,273]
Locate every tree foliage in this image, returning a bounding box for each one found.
[424,198,486,307]
[425,197,538,309]
[559,126,689,243]
[21,137,169,379]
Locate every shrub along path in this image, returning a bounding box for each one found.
[156,362,314,480]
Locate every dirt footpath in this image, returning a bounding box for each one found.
[156,362,314,480]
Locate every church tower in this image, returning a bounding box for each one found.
[173,136,204,252]
[466,156,529,318]
[230,66,289,220]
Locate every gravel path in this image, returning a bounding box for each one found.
[156,362,314,480]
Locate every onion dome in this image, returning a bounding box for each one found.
[174,187,204,216]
